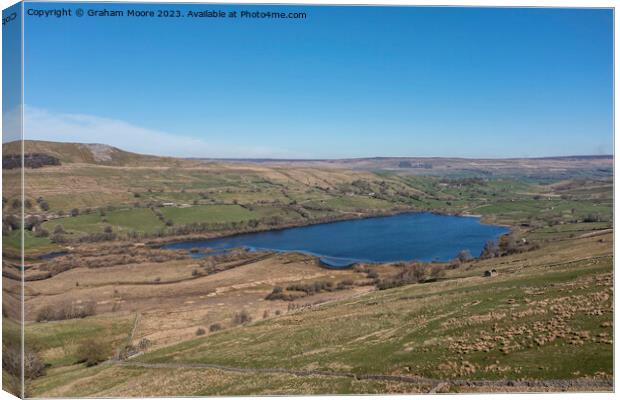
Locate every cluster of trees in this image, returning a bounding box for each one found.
[3,341,44,388]
[209,323,223,332]
[2,214,20,233]
[376,263,446,290]
[36,196,50,211]
[265,286,303,301]
[198,253,246,276]
[2,196,52,234]
[351,179,374,193]
[76,229,117,243]
[3,317,45,392]
[36,300,96,322]
[583,213,603,223]
[49,224,67,243]
[265,278,367,301]
[232,310,252,325]
[439,177,487,187]
[286,281,336,295]
[75,340,108,367]
[448,249,474,268]
[40,247,186,276]
[50,225,117,244]
[479,233,539,259]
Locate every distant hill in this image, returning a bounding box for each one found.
[198,155,613,181]
[2,140,183,167]
[2,140,612,181]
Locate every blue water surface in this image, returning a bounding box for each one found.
[163,212,509,265]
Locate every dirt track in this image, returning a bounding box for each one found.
[111,360,613,392]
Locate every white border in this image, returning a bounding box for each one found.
[0,1,617,400]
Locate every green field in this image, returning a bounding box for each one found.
[474,199,612,221]
[26,315,135,369]
[160,204,258,225]
[14,175,615,256]
[41,208,166,236]
[4,229,58,253]
[105,209,167,233]
[305,196,395,211]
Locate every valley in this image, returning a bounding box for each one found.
[1,141,613,396]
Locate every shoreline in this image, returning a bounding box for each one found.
[144,207,422,247]
[27,207,513,260]
[156,210,511,266]
[150,208,506,248]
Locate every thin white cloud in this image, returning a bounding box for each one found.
[2,105,22,143]
[18,106,295,159]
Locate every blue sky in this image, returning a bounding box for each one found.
[13,3,614,158]
[2,2,22,143]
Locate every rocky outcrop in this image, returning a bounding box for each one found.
[3,153,61,169]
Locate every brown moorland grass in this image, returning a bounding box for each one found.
[4,143,612,395]
[21,229,613,396]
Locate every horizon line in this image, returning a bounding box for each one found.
[190,154,614,161]
[2,139,614,161]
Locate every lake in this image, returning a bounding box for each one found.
[162,212,510,267]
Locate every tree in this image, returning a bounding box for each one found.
[430,265,446,280]
[33,229,49,238]
[232,310,252,325]
[75,340,108,367]
[499,233,519,255]
[367,269,379,279]
[583,213,601,223]
[480,240,499,259]
[50,233,67,244]
[39,201,50,211]
[411,264,429,282]
[3,342,44,380]
[3,215,19,230]
[457,250,473,263]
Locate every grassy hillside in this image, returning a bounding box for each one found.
[3,140,182,166]
[1,141,613,395]
[136,235,612,381]
[3,141,612,256]
[24,232,613,396]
